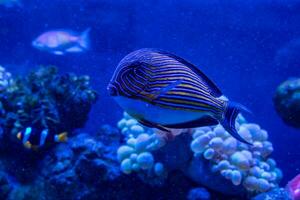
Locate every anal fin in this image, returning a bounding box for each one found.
[164,116,219,129]
[53,51,64,55]
[138,119,170,132]
[66,46,83,53]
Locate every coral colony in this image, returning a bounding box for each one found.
[117,112,282,196]
[0,65,292,199]
[0,66,97,144]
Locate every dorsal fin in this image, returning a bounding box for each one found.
[145,48,223,98]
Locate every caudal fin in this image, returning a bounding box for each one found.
[78,28,91,50]
[221,102,252,145]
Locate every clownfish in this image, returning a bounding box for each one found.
[17,127,68,150]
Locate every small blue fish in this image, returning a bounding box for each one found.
[108,48,251,144]
[17,127,68,150]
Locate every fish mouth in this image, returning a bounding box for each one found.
[107,83,118,96]
[32,40,43,49]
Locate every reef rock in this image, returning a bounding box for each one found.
[41,127,121,199]
[252,188,291,200]
[187,187,211,200]
[274,78,300,128]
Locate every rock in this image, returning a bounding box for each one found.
[0,172,12,200]
[187,187,211,200]
[252,188,291,200]
[273,78,300,128]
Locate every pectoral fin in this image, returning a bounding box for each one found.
[140,79,183,102]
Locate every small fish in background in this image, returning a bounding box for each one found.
[108,48,251,145]
[0,0,21,8]
[17,127,68,150]
[32,28,90,55]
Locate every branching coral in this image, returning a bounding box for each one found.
[0,66,97,143]
[116,112,282,196]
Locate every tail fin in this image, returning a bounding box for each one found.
[78,28,91,50]
[221,102,252,145]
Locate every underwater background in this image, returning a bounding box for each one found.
[0,0,300,199]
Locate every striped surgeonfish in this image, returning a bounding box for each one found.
[107,48,251,144]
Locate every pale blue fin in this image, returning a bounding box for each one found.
[78,28,91,50]
[148,79,183,101]
[66,46,83,53]
[53,51,64,55]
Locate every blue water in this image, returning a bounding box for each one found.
[0,0,300,198]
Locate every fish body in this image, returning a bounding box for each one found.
[32,28,90,55]
[17,127,68,150]
[108,48,250,144]
[115,96,207,125]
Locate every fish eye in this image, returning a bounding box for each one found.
[133,68,137,74]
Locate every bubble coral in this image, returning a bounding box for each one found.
[116,112,282,196]
[190,115,282,193]
[117,112,166,178]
